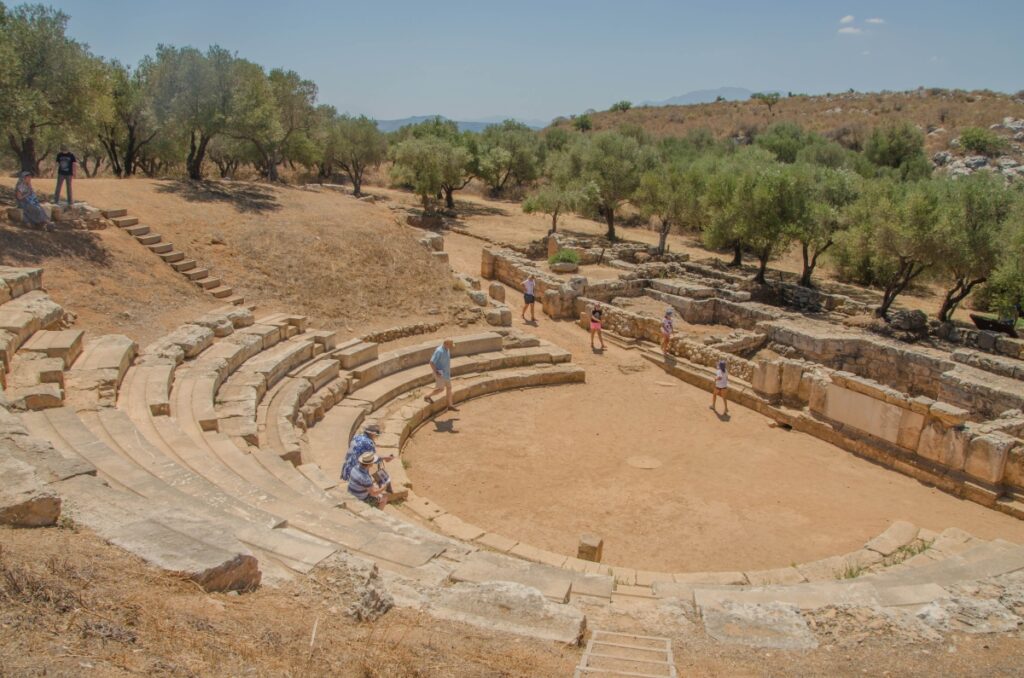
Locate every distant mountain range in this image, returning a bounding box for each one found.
[641,87,754,107]
[375,89,757,133]
[375,115,547,134]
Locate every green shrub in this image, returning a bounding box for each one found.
[548,249,580,265]
[959,127,1006,157]
[573,114,593,132]
[608,100,632,113]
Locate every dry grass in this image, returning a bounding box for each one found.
[0,178,463,345]
[560,89,1024,154]
[0,526,576,677]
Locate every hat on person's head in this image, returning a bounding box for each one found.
[363,423,382,435]
[19,170,32,178]
[665,308,673,315]
[358,451,378,465]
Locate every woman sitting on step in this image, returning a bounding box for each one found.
[14,171,56,231]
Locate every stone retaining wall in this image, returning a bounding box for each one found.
[750,358,1024,499]
[576,298,755,381]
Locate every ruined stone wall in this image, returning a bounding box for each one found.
[576,298,755,381]
[750,358,1024,498]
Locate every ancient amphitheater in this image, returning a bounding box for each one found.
[3,203,1024,674]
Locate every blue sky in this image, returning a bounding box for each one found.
[40,0,1024,122]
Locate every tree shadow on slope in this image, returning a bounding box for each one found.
[154,179,281,214]
[0,224,111,266]
[451,199,509,218]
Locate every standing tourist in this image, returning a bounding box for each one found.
[590,304,606,351]
[424,338,458,411]
[522,274,537,323]
[54,145,77,206]
[661,308,674,353]
[14,172,55,231]
[711,359,729,415]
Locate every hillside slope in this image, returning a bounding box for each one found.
[0,179,460,345]
[559,88,1024,153]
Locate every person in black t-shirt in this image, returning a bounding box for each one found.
[54,145,77,206]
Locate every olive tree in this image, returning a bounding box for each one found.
[634,158,709,254]
[325,114,386,196]
[834,180,944,318]
[477,120,541,195]
[571,130,655,240]
[391,136,473,212]
[149,45,236,180]
[522,151,595,233]
[933,173,1017,322]
[97,59,158,177]
[788,164,861,287]
[1,4,108,173]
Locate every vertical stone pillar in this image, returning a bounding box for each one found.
[577,533,604,562]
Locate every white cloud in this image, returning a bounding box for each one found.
[838,26,862,35]
[840,15,855,24]
[866,17,885,24]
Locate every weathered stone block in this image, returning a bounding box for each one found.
[577,533,603,562]
[964,432,1015,484]
[752,360,782,397]
[488,281,505,303]
[917,420,969,470]
[780,361,805,400]
[929,402,970,427]
[1004,446,1024,489]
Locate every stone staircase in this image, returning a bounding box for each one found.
[3,265,1024,649]
[102,207,244,306]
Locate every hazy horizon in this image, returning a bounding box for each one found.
[37,0,1024,122]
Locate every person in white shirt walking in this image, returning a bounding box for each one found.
[711,359,729,415]
[522,274,537,323]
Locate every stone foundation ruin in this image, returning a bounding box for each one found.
[480,235,1024,520]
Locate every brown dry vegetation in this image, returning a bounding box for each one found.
[0,179,462,346]
[0,526,576,676]
[557,89,1024,153]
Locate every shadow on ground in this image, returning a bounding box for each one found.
[0,224,111,266]
[155,179,281,214]
[452,199,509,218]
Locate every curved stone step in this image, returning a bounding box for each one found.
[66,334,137,409]
[350,332,502,387]
[55,474,260,592]
[0,266,43,303]
[22,408,330,581]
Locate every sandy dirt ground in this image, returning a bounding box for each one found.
[403,232,1024,573]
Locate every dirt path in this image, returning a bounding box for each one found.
[402,232,1024,573]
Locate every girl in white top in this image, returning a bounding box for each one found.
[711,359,729,415]
[521,274,537,323]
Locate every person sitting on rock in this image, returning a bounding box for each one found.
[14,171,55,231]
[341,423,394,481]
[348,451,390,508]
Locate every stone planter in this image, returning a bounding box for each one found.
[550,262,579,274]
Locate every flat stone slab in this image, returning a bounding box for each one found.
[699,598,818,649]
[626,455,662,470]
[865,520,920,557]
[21,329,84,368]
[426,581,585,645]
[0,454,61,527]
[451,551,573,603]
